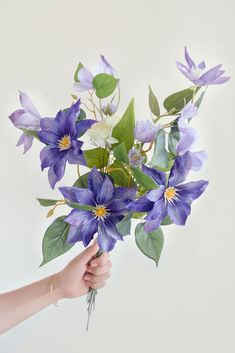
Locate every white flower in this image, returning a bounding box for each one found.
[88,115,121,147]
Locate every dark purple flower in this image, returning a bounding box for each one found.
[134,120,159,143]
[176,47,230,86]
[128,153,208,232]
[59,168,136,252]
[9,91,41,153]
[38,99,96,189]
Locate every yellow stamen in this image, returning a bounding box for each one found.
[93,205,108,219]
[58,135,71,151]
[164,187,176,202]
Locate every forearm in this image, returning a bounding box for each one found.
[0,274,62,334]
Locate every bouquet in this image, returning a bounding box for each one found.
[9,47,229,329]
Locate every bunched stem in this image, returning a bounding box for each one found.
[86,248,104,331]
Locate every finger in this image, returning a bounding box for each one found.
[87,260,112,276]
[84,272,110,285]
[90,252,110,267]
[79,242,99,263]
[86,281,106,290]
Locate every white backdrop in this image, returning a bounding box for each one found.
[0,0,234,352]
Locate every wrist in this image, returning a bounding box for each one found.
[50,273,64,302]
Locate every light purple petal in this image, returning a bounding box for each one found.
[19,91,41,118]
[184,47,196,69]
[48,165,58,189]
[176,124,198,155]
[178,103,198,123]
[66,225,83,243]
[127,196,154,212]
[199,64,221,84]
[188,150,208,171]
[73,67,93,92]
[145,197,167,231]
[17,133,34,153]
[134,120,159,143]
[10,111,40,130]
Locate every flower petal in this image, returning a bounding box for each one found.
[145,196,166,231]
[167,199,191,225]
[184,47,196,69]
[53,154,67,181]
[19,91,41,118]
[97,221,117,252]
[81,219,98,247]
[38,130,59,145]
[88,168,104,199]
[146,185,165,202]
[48,165,58,189]
[168,152,192,186]
[176,180,209,203]
[188,150,208,171]
[97,175,114,204]
[17,132,34,153]
[66,225,83,243]
[127,196,154,212]
[59,186,95,205]
[64,209,92,227]
[142,164,166,186]
[76,119,96,138]
[103,218,123,241]
[40,146,60,170]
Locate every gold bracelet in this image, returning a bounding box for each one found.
[50,278,59,307]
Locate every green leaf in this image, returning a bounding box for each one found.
[131,167,157,190]
[93,73,119,98]
[163,87,200,112]
[73,172,90,188]
[149,85,160,117]
[40,216,73,266]
[135,223,164,266]
[112,98,135,151]
[151,129,169,169]
[77,108,86,121]
[168,126,180,156]
[21,128,40,140]
[37,199,60,207]
[113,142,129,164]
[74,62,84,82]
[108,161,136,187]
[116,214,132,236]
[84,148,109,168]
[69,202,95,211]
[161,215,173,226]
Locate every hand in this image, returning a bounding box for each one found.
[53,242,112,300]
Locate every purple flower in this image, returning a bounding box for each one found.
[102,102,117,116]
[9,91,41,153]
[176,47,230,86]
[59,168,136,252]
[128,147,144,167]
[128,153,208,232]
[38,99,96,189]
[73,55,116,92]
[176,103,208,171]
[134,120,159,143]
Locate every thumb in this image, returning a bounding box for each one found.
[79,241,99,263]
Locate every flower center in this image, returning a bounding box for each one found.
[58,135,71,151]
[164,187,176,202]
[93,205,108,219]
[191,66,205,79]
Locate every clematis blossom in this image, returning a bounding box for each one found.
[176,103,208,171]
[9,91,41,153]
[73,55,116,92]
[59,168,136,252]
[134,120,160,143]
[127,153,208,232]
[38,99,96,189]
[176,47,230,86]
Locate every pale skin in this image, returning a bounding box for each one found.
[0,242,111,335]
